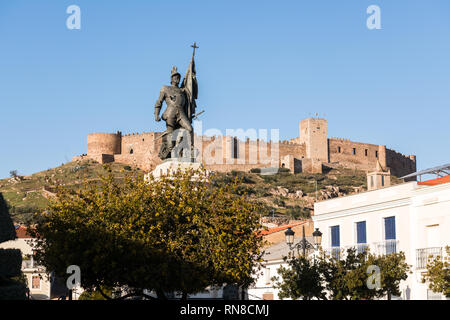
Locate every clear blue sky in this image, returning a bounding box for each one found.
[1,0,449,179]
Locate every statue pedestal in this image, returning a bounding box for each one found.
[145,158,204,180]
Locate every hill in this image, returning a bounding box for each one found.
[0,160,403,224]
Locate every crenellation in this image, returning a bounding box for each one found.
[77,118,416,179]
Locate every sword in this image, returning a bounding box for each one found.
[192,109,205,120]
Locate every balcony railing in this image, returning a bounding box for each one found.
[416,247,442,270]
[375,240,398,255]
[356,243,369,254]
[22,259,42,270]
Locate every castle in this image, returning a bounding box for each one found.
[73,118,417,179]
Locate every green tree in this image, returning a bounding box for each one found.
[422,246,450,298]
[273,254,326,300]
[320,248,378,300]
[31,168,265,299]
[0,193,28,300]
[374,252,411,300]
[274,247,410,300]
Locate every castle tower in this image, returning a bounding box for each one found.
[87,132,122,156]
[367,160,391,191]
[299,118,328,162]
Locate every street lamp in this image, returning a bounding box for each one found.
[312,228,323,250]
[284,225,322,257]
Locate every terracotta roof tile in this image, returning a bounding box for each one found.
[418,175,450,186]
[15,225,33,239]
[259,221,306,236]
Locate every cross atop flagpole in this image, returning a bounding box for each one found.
[191,42,199,58]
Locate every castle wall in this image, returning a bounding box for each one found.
[116,132,162,171]
[87,133,121,155]
[328,138,385,172]
[386,149,417,180]
[80,119,416,178]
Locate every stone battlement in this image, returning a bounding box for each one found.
[74,118,417,178]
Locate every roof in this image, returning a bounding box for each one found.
[418,175,450,186]
[259,221,306,236]
[15,225,33,239]
[401,163,450,180]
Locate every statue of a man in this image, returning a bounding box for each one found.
[154,43,199,160]
[155,67,193,159]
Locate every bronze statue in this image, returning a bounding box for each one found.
[155,43,199,160]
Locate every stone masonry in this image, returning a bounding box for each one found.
[73,118,417,179]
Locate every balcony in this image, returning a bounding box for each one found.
[22,259,43,270]
[416,247,442,270]
[375,240,398,255]
[356,243,369,254]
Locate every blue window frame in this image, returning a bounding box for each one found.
[356,221,367,254]
[384,216,397,254]
[356,221,367,244]
[384,217,396,240]
[331,226,340,247]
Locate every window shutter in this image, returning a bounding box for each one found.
[384,217,396,240]
[331,226,340,247]
[356,221,366,244]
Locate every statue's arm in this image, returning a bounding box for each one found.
[154,88,166,121]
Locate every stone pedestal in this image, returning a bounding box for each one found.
[145,158,203,180]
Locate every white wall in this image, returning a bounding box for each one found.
[313,181,450,300]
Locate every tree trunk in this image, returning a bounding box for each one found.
[181,292,188,300]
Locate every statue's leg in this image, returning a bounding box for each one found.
[178,115,194,160]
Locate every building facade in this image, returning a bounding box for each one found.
[313,178,450,300]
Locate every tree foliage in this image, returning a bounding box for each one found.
[274,248,411,300]
[31,167,265,299]
[422,246,450,298]
[273,254,326,300]
[0,193,28,300]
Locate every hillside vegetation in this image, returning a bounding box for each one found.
[0,160,403,224]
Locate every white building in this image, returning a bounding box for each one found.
[0,225,81,300]
[313,175,450,300]
[248,234,315,300]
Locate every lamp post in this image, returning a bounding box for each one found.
[285,226,322,257]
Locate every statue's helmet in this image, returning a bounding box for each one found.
[171,66,181,79]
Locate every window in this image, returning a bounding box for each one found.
[381,175,385,187]
[331,225,340,247]
[129,149,134,154]
[337,146,341,153]
[365,149,368,156]
[384,217,396,240]
[232,137,239,159]
[352,148,356,155]
[384,216,397,254]
[356,221,367,244]
[331,225,340,259]
[376,151,378,158]
[356,221,367,253]
[32,275,40,289]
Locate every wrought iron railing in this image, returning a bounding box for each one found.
[416,247,442,270]
[375,240,398,255]
[356,243,369,254]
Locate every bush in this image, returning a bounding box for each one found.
[0,283,28,300]
[0,249,22,278]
